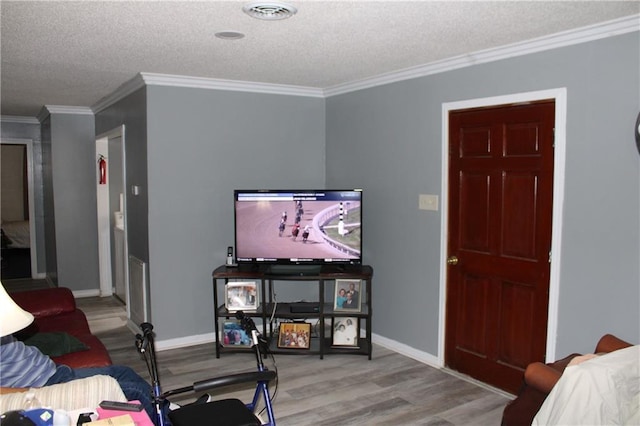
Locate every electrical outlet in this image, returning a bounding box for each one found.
[419,194,439,211]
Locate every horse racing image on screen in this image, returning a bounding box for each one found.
[234,190,362,265]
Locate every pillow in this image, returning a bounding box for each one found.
[22,332,89,357]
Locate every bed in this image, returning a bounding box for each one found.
[1,220,30,248]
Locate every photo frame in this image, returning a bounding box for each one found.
[277,322,311,349]
[221,320,252,347]
[225,281,258,312]
[332,317,359,347]
[334,279,362,312]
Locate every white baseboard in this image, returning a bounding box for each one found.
[155,332,216,351]
[372,332,442,368]
[372,333,513,398]
[73,289,101,298]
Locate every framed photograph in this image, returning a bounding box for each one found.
[225,281,258,312]
[334,279,362,312]
[277,322,311,349]
[221,320,252,347]
[332,317,359,347]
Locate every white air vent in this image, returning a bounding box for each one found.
[129,256,149,325]
[243,2,297,20]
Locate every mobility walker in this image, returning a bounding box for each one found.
[135,312,277,426]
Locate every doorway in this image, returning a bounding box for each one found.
[440,89,567,394]
[96,126,128,308]
[1,139,38,280]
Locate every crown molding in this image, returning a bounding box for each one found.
[91,72,324,114]
[36,105,94,122]
[140,72,325,98]
[0,115,40,124]
[45,105,94,115]
[324,14,640,97]
[92,74,147,114]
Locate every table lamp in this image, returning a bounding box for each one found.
[0,281,34,337]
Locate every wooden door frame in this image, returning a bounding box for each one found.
[438,88,567,365]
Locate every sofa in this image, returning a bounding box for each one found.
[10,287,112,368]
[501,334,634,426]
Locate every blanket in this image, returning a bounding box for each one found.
[533,345,640,425]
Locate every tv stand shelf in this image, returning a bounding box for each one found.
[212,264,373,359]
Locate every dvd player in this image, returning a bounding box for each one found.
[289,302,320,313]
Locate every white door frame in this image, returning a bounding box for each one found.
[95,126,128,304]
[439,88,567,364]
[1,137,41,279]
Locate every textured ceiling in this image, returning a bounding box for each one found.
[1,1,639,117]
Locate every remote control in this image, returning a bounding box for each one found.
[77,412,97,425]
[99,401,144,412]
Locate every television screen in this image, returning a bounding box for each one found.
[234,189,362,265]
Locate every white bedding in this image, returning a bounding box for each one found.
[1,220,30,248]
[533,345,640,425]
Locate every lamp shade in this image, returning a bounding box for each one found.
[0,282,34,337]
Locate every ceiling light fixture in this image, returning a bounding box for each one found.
[242,2,298,20]
[215,31,245,40]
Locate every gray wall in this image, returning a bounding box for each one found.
[96,88,149,268]
[140,86,325,339]
[0,120,46,274]
[46,113,100,291]
[326,32,640,357]
[108,135,124,281]
[40,117,57,282]
[3,112,101,289]
[97,86,326,340]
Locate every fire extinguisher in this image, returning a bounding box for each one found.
[98,155,107,185]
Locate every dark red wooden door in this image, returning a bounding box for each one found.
[445,101,555,394]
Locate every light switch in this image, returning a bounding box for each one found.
[419,194,439,211]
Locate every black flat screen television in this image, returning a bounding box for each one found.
[234,189,362,267]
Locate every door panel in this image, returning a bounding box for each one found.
[446,101,555,394]
[502,172,538,259]
[460,173,490,252]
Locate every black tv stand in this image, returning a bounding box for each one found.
[212,264,373,359]
[331,264,362,273]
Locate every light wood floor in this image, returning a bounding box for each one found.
[71,294,513,425]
